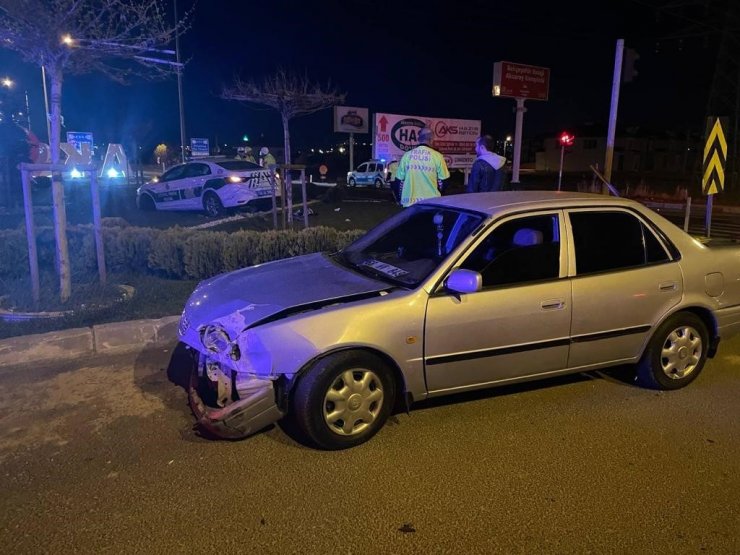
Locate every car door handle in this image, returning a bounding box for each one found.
[541,299,565,310]
[659,281,677,292]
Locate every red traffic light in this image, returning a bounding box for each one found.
[558,131,575,147]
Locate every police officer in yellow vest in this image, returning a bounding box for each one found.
[393,127,450,207]
[259,146,277,169]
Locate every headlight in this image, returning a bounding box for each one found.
[201,325,231,354]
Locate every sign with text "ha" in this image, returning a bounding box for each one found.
[493,61,550,101]
[373,112,480,168]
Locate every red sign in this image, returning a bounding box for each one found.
[493,61,550,101]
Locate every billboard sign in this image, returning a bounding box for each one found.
[493,61,550,101]
[190,137,210,157]
[66,131,93,154]
[373,112,481,168]
[334,106,369,134]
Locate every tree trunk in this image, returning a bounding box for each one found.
[281,112,293,224]
[49,67,71,303]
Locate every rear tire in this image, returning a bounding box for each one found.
[203,191,225,217]
[636,312,708,390]
[292,351,395,450]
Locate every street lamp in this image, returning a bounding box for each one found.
[1,75,32,131]
[61,28,186,162]
[557,131,575,191]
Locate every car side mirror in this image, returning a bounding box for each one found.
[446,269,482,294]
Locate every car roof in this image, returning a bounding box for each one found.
[421,191,646,217]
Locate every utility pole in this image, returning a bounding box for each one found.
[41,66,51,145]
[604,38,624,193]
[174,0,186,163]
[654,1,740,191]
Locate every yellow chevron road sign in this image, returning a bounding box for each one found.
[703,117,728,195]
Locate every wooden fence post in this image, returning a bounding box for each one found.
[89,168,106,285]
[19,165,40,307]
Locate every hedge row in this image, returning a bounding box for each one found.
[0,222,365,281]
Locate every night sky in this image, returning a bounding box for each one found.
[0,0,717,155]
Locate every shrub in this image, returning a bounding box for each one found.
[0,224,363,283]
[148,227,192,277]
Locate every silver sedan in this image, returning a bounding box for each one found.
[178,192,740,449]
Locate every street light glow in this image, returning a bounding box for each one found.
[1,77,13,88]
[61,34,74,46]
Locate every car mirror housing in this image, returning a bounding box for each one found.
[446,269,482,294]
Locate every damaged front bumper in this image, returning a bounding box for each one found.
[188,359,285,440]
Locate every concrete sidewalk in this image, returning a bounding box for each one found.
[0,315,180,368]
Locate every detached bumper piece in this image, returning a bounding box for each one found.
[189,379,284,440]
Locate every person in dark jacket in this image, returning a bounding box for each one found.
[466,135,507,193]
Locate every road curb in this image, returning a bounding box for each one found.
[0,315,181,368]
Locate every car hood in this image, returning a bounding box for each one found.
[181,252,389,335]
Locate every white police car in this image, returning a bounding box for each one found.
[347,159,387,188]
[137,159,279,217]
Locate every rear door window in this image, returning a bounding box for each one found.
[568,210,670,275]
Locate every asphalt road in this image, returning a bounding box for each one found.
[1,336,739,554]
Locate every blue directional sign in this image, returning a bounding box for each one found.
[66,131,93,154]
[191,137,210,157]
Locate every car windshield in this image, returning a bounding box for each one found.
[339,204,486,287]
[218,161,263,171]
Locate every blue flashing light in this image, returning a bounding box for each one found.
[107,168,120,178]
[70,168,83,179]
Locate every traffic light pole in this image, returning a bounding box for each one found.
[604,38,624,194]
[558,143,565,191]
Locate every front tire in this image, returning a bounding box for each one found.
[374,178,383,188]
[348,177,356,187]
[292,351,395,450]
[636,312,708,390]
[203,191,225,217]
[138,194,156,212]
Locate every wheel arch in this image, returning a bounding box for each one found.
[645,305,719,359]
[203,178,225,191]
[287,346,411,413]
[138,191,157,209]
[680,306,719,357]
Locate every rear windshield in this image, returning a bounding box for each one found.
[217,161,263,171]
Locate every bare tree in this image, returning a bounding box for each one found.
[222,69,346,168]
[0,0,190,302]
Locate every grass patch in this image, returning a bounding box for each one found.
[0,274,197,340]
